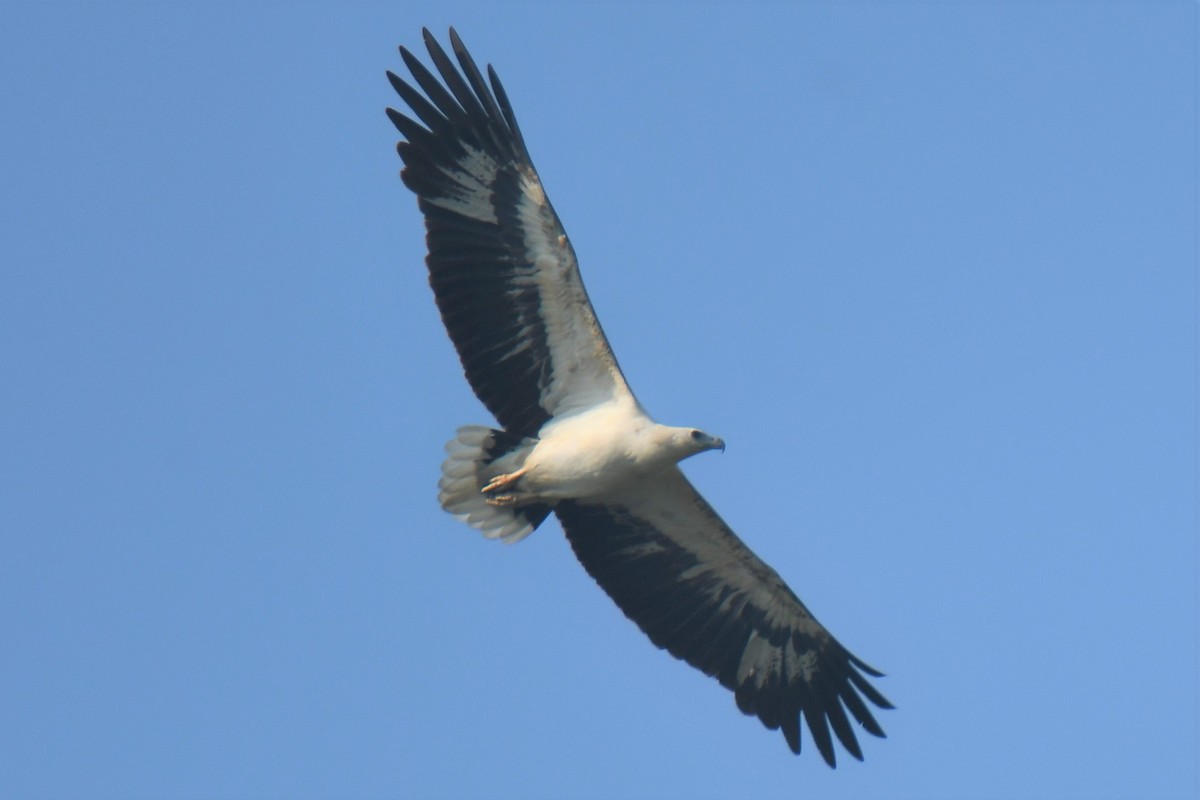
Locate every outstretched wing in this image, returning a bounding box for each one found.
[387,28,635,438]
[555,470,892,767]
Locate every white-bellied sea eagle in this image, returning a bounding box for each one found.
[386,28,892,767]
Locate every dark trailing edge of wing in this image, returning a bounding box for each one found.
[386,28,555,438]
[554,499,893,768]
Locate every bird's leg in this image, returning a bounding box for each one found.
[482,467,528,506]
[481,467,527,494]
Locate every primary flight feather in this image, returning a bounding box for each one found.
[386,27,892,767]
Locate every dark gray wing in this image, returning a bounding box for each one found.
[555,468,892,767]
[387,28,635,438]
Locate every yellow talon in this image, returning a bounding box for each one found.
[482,467,527,495]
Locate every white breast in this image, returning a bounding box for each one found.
[521,400,657,500]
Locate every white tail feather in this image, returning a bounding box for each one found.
[438,426,540,543]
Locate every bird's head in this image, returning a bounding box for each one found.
[673,427,725,459]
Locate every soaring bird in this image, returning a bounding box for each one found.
[386,28,892,767]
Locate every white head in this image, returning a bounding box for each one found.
[659,425,725,462]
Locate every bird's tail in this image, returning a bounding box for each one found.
[438,425,551,543]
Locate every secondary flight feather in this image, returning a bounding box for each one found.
[386,27,893,767]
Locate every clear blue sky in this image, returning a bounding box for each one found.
[1,2,1196,798]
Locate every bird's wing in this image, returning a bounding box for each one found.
[555,468,892,767]
[387,28,635,438]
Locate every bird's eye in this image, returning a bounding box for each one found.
[690,430,703,440]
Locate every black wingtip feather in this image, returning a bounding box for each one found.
[384,105,406,133]
[401,43,467,126]
[423,28,490,127]
[849,653,887,679]
[848,665,894,710]
[486,65,527,155]
[802,699,837,768]
[824,689,863,761]
[839,683,887,740]
[781,713,802,755]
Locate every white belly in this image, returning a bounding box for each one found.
[521,402,658,500]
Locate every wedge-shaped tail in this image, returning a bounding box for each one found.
[438,425,551,543]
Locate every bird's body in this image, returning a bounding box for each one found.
[439,400,723,542]
[387,27,892,767]
[512,405,717,501]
